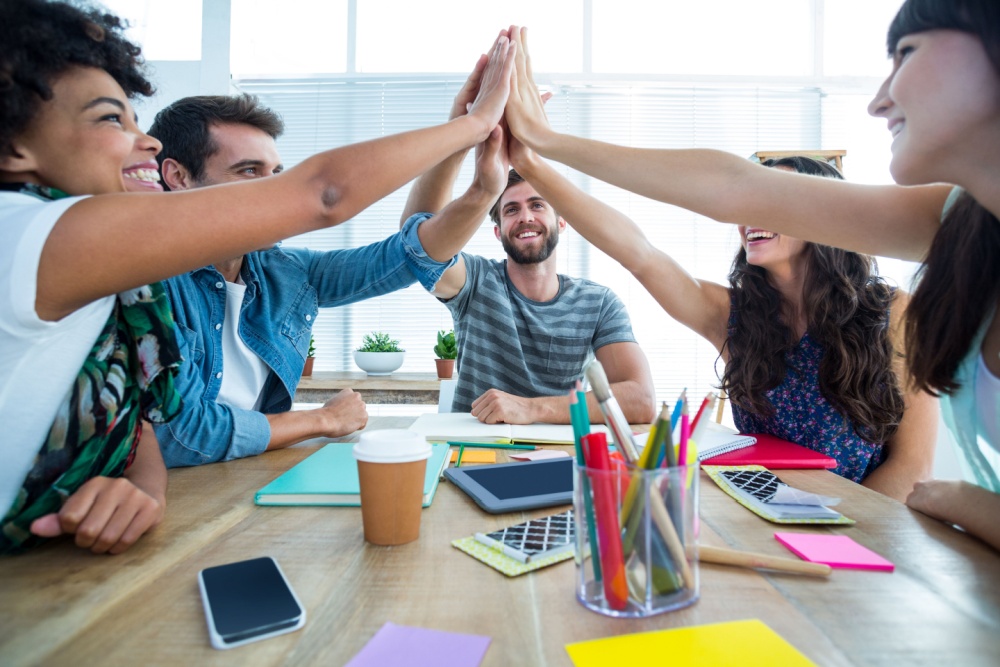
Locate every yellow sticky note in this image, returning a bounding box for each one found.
[566,619,816,666]
[449,450,497,464]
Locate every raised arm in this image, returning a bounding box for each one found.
[503,26,949,263]
[35,35,516,322]
[860,290,937,501]
[425,126,508,297]
[510,140,730,351]
[400,54,489,224]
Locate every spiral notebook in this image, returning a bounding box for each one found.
[695,422,757,461]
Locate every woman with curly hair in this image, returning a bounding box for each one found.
[0,0,515,554]
[508,146,937,501]
[504,0,1000,550]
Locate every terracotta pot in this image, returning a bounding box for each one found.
[302,356,315,377]
[434,358,455,379]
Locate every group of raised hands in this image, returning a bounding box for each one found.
[453,26,559,192]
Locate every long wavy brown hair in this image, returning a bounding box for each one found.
[888,0,1000,395]
[720,157,905,443]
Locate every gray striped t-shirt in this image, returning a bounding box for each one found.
[442,253,636,412]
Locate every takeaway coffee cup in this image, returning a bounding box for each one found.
[353,429,432,546]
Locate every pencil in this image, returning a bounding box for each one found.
[454,443,466,468]
[445,441,538,450]
[714,391,727,424]
[695,544,832,577]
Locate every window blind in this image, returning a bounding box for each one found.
[238,77,822,405]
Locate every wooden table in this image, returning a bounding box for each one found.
[295,372,443,405]
[3,417,999,666]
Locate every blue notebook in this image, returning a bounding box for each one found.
[254,442,450,508]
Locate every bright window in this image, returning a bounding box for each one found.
[228,1,915,408]
[101,0,202,61]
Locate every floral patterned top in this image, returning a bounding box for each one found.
[0,183,183,554]
[730,329,887,484]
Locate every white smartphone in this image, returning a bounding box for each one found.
[198,556,306,650]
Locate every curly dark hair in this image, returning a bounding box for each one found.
[0,0,153,158]
[720,156,905,444]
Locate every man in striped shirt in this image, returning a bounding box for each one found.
[402,117,656,426]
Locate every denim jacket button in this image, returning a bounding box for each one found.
[215,323,222,330]
[305,314,312,321]
[215,372,223,379]
[215,281,224,289]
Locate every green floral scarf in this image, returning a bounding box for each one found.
[1,183,183,553]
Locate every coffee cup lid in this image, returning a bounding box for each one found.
[353,429,432,463]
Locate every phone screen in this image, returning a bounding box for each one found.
[199,557,304,648]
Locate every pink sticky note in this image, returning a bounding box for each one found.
[508,449,572,462]
[345,622,491,667]
[774,532,894,572]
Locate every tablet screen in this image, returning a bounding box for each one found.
[459,458,573,499]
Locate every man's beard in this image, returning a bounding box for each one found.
[501,229,559,265]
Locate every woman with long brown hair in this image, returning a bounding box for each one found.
[504,0,1000,550]
[508,147,937,501]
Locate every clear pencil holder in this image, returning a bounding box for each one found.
[573,462,699,617]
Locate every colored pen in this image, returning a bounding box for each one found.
[677,397,690,470]
[669,389,686,435]
[581,432,628,611]
[454,443,466,468]
[575,379,591,435]
[689,392,718,446]
[445,441,538,451]
[570,386,603,583]
[690,392,712,434]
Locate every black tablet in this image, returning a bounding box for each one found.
[443,457,574,514]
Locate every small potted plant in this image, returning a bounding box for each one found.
[301,336,316,377]
[353,331,405,376]
[433,329,457,379]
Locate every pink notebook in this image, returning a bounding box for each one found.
[700,433,837,469]
[774,532,895,572]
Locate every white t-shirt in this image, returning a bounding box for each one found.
[0,191,115,516]
[216,278,269,411]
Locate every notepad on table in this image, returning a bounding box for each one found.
[409,412,610,446]
[254,442,450,507]
[704,465,854,525]
[694,421,757,460]
[701,432,837,469]
[345,622,491,667]
[565,619,816,666]
[774,532,894,572]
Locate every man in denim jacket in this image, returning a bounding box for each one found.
[147,92,504,466]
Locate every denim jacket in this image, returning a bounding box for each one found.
[154,215,453,467]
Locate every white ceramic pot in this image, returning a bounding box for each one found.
[353,350,405,376]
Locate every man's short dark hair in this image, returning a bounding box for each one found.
[0,0,153,158]
[488,169,527,225]
[148,94,284,187]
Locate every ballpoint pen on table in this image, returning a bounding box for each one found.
[446,441,538,451]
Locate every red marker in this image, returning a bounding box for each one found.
[581,432,628,611]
